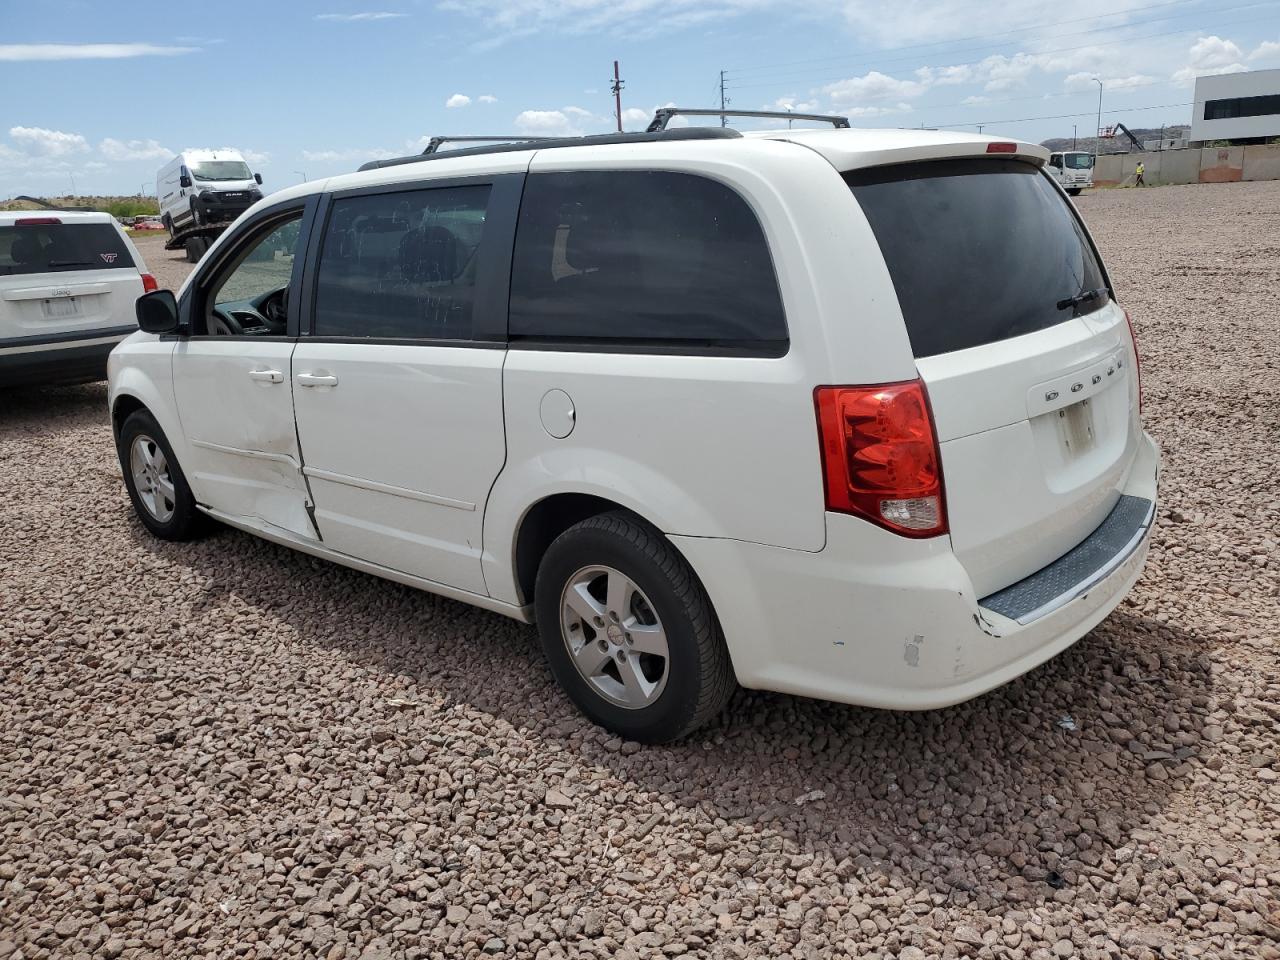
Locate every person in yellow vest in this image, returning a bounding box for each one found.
[1135,161,1146,187]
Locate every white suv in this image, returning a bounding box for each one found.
[109,125,1159,742]
[2,211,155,386]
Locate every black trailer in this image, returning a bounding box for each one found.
[164,222,229,263]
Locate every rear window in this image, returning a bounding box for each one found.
[509,171,787,354]
[846,159,1107,358]
[0,222,135,277]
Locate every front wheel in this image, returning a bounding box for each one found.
[1067,187,1083,196]
[534,512,735,743]
[117,409,211,541]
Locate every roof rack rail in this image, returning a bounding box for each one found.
[421,135,555,155]
[646,107,851,133]
[357,127,742,172]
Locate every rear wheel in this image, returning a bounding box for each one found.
[1067,187,1083,196]
[117,409,211,541]
[185,236,208,262]
[534,512,734,743]
[162,213,174,239]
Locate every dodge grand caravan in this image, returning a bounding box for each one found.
[109,124,1159,742]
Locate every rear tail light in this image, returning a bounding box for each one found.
[15,217,61,225]
[1123,308,1143,413]
[814,380,948,537]
[141,273,158,293]
[986,142,1018,154]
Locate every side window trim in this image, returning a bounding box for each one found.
[299,172,524,345]
[182,196,319,340]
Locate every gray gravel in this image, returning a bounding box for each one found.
[3,182,1279,959]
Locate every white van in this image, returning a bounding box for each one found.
[157,150,263,237]
[1,211,153,387]
[111,125,1158,742]
[1047,151,1095,195]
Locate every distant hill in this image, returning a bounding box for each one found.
[1040,124,1191,154]
[0,195,159,218]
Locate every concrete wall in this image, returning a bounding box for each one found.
[1243,143,1280,181]
[1094,154,1124,186]
[1199,146,1245,183]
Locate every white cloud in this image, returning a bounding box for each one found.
[315,12,406,21]
[100,138,173,161]
[302,147,398,163]
[9,126,89,157]
[446,93,472,108]
[514,109,592,136]
[961,95,990,106]
[0,42,198,61]
[824,70,926,105]
[1063,72,1155,93]
[845,103,913,118]
[914,64,973,87]
[770,95,819,112]
[1172,35,1250,84]
[1250,40,1280,61]
[478,94,498,103]
[620,107,652,130]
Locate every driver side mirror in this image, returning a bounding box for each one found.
[137,289,180,335]
[254,172,263,185]
[179,174,192,188]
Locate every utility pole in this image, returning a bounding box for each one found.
[1093,78,1103,162]
[1073,124,1077,150]
[719,70,728,126]
[294,170,307,183]
[611,61,624,133]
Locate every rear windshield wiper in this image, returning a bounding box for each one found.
[47,259,95,268]
[1056,287,1109,312]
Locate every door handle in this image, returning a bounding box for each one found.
[248,368,283,383]
[296,373,338,388]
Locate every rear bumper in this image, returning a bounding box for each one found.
[672,431,1160,710]
[0,328,133,387]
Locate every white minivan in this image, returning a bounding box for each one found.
[1047,151,1095,195]
[157,149,263,237]
[1,211,154,387]
[110,125,1159,742]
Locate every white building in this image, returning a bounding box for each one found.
[1191,68,1280,143]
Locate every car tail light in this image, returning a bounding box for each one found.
[15,217,61,225]
[814,380,948,537]
[141,273,158,293]
[986,142,1018,154]
[1124,308,1143,413]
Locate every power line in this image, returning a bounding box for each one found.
[929,100,1194,129]
[725,0,1250,77]
[723,10,1280,92]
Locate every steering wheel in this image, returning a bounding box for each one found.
[210,305,246,336]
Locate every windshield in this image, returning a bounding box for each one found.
[1064,153,1095,169]
[190,160,252,182]
[846,158,1107,358]
[0,222,135,277]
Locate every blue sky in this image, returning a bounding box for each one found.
[2,0,1278,196]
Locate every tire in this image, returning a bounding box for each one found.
[534,511,734,742]
[1067,187,1083,196]
[116,409,211,541]
[190,200,203,228]
[162,213,174,239]
[185,236,207,263]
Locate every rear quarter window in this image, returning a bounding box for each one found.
[509,170,787,354]
[0,222,135,277]
[846,158,1107,358]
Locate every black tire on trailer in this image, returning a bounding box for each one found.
[185,236,207,263]
[534,511,735,743]
[190,199,203,228]
[162,213,174,239]
[1067,187,1083,196]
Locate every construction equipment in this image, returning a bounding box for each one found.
[1097,123,1144,153]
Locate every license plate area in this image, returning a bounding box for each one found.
[1058,398,1095,456]
[41,297,80,319]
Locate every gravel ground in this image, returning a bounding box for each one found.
[131,233,193,294]
[2,182,1278,959]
